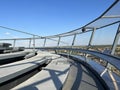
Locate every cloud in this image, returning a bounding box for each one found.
[4,32,19,38]
[5,32,11,35]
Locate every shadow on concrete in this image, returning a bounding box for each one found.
[62,61,105,90]
[17,67,69,90]
[0,56,61,69]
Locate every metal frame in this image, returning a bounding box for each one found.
[13,39,16,48]
[43,38,46,47]
[0,1,120,89]
[29,38,32,48]
[38,47,120,70]
[57,36,61,47]
[111,23,120,55]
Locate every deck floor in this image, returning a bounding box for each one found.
[0,51,109,90]
[12,56,70,90]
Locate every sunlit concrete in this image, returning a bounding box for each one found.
[12,55,70,90]
[0,51,60,84]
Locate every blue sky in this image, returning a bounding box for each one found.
[0,0,115,37]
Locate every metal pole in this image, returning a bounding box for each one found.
[85,28,96,62]
[43,38,46,47]
[57,36,61,47]
[56,37,61,54]
[88,28,96,48]
[13,39,16,49]
[29,38,31,48]
[69,34,76,55]
[71,34,76,48]
[33,35,35,52]
[101,23,120,78]
[111,23,120,55]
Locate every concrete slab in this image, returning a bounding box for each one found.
[0,50,30,60]
[0,51,59,84]
[12,56,70,90]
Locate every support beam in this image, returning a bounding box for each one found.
[69,34,76,55]
[85,28,96,62]
[102,15,120,18]
[71,34,77,48]
[29,38,31,48]
[100,23,120,85]
[13,39,16,48]
[111,23,120,55]
[33,35,35,52]
[88,28,96,48]
[57,37,61,47]
[56,37,61,54]
[43,38,46,47]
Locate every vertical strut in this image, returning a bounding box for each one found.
[85,28,96,62]
[88,28,96,48]
[69,34,76,55]
[13,39,16,49]
[100,23,120,85]
[33,35,35,52]
[57,36,61,47]
[29,38,31,48]
[111,23,120,55]
[43,38,46,47]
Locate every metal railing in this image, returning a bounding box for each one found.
[0,0,120,89]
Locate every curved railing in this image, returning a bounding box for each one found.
[0,0,120,89]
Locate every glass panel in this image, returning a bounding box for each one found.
[92,24,118,52]
[45,38,58,47]
[34,38,44,47]
[74,32,91,48]
[15,40,30,47]
[115,38,120,57]
[59,36,74,46]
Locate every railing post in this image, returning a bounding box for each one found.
[88,28,96,48]
[43,38,46,47]
[57,36,61,47]
[33,35,35,52]
[106,23,120,89]
[69,34,76,55]
[101,23,120,80]
[13,39,16,49]
[111,23,120,55]
[29,38,31,48]
[85,28,96,62]
[71,34,77,48]
[56,36,61,54]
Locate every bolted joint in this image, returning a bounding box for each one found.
[82,28,86,32]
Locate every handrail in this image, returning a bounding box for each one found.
[0,1,119,90]
[0,0,119,74]
[38,47,120,71]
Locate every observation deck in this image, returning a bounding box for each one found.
[0,0,120,90]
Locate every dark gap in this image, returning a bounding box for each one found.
[0,63,48,90]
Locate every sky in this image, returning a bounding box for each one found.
[0,0,115,37]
